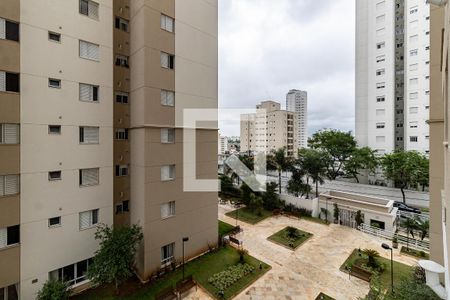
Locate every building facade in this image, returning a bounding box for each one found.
[0,0,218,298]
[429,0,449,295]
[286,89,308,149]
[356,0,430,155]
[240,101,298,156]
[218,133,228,155]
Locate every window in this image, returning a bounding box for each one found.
[376,42,385,49]
[397,123,404,128]
[396,137,403,141]
[376,123,385,129]
[0,225,20,249]
[410,92,418,100]
[48,31,61,42]
[48,78,61,89]
[376,15,385,24]
[376,136,385,143]
[161,243,175,265]
[79,126,99,144]
[79,209,99,230]
[116,92,129,104]
[376,109,385,116]
[161,52,174,69]
[0,124,19,144]
[79,83,99,102]
[79,168,99,187]
[0,18,19,42]
[161,90,175,106]
[0,71,20,92]
[376,55,385,63]
[0,175,19,196]
[48,171,62,181]
[161,165,175,181]
[376,96,385,102]
[79,0,99,20]
[160,14,174,32]
[115,17,129,32]
[409,107,419,114]
[410,136,418,142]
[115,200,129,214]
[409,63,419,71]
[161,201,175,219]
[48,125,61,135]
[410,6,418,14]
[409,121,418,129]
[48,217,61,228]
[115,165,129,177]
[115,55,129,68]
[79,40,100,61]
[376,82,385,89]
[376,68,385,76]
[0,284,19,300]
[49,258,93,287]
[115,129,129,140]
[410,49,418,56]
[409,78,418,85]
[161,128,175,143]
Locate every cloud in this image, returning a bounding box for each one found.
[218,0,355,137]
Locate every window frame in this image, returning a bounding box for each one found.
[48,216,62,228]
[48,31,61,43]
[48,171,62,181]
[48,78,61,89]
[79,168,100,187]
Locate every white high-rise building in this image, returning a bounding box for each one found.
[286,90,308,149]
[355,0,430,155]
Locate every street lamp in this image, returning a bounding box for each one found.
[182,237,189,281]
[382,243,394,294]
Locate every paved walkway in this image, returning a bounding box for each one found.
[219,204,418,300]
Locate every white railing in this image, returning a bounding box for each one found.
[358,223,430,251]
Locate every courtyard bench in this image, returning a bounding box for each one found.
[155,286,177,300]
[350,265,372,282]
[176,275,197,297]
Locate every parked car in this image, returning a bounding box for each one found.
[393,202,421,214]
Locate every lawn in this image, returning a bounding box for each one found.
[315,293,335,300]
[340,249,413,289]
[219,220,235,236]
[400,246,429,259]
[71,246,270,300]
[267,227,312,250]
[225,207,272,225]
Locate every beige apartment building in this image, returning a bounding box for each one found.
[0,0,218,299]
[240,101,298,157]
[429,0,449,295]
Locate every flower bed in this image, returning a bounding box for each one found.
[208,263,255,291]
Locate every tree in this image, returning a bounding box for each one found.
[362,249,380,268]
[344,147,378,183]
[384,277,441,300]
[88,224,144,294]
[355,210,364,227]
[262,182,281,211]
[267,148,292,193]
[248,193,263,215]
[380,150,428,203]
[286,168,309,197]
[37,279,71,300]
[298,148,329,198]
[333,203,340,223]
[308,129,357,180]
[401,217,419,251]
[413,155,430,192]
[417,219,429,241]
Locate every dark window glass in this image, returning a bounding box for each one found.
[93,86,98,101]
[79,0,89,15]
[115,204,123,214]
[6,73,19,92]
[49,125,61,134]
[7,225,20,245]
[76,260,88,280]
[123,200,129,212]
[48,78,61,88]
[115,17,120,29]
[115,165,119,176]
[7,284,18,300]
[48,32,61,42]
[49,217,61,226]
[79,170,82,185]
[79,127,84,143]
[6,21,19,42]
[92,210,98,224]
[63,264,75,282]
[169,55,174,69]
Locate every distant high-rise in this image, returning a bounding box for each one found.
[355,0,430,155]
[286,89,308,149]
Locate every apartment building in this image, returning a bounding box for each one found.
[240,101,298,156]
[218,133,228,155]
[286,89,308,149]
[0,0,218,298]
[429,0,449,295]
[356,0,431,156]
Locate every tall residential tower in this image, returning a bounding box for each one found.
[356,0,430,155]
[286,89,308,149]
[0,0,218,298]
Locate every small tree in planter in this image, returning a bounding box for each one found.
[237,248,248,263]
[355,210,364,227]
[37,279,71,300]
[363,249,381,269]
[286,226,299,239]
[333,203,340,224]
[392,236,398,249]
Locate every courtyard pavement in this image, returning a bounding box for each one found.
[188,203,419,300]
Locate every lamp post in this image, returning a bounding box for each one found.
[382,243,394,294]
[182,237,189,281]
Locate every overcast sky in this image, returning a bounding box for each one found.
[218,0,356,137]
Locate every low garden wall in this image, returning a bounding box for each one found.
[279,194,320,218]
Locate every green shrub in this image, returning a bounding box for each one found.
[37,279,70,300]
[208,263,255,291]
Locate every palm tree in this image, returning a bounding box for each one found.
[417,219,429,241]
[402,217,419,250]
[286,168,308,197]
[298,148,328,198]
[363,249,380,268]
[267,148,292,194]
